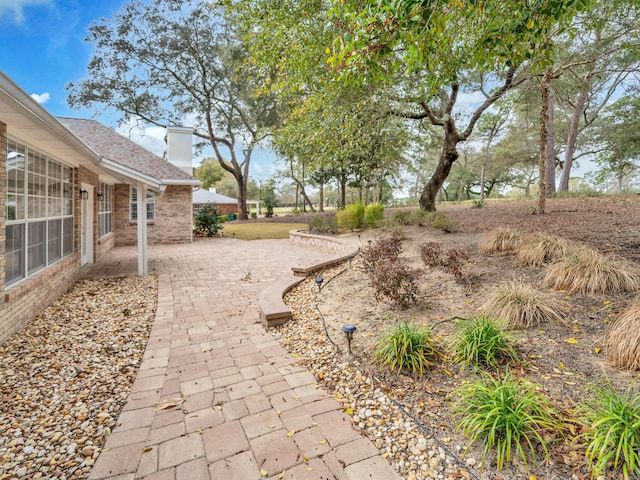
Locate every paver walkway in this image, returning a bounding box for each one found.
[81,238,401,480]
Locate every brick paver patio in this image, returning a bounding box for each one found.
[81,238,401,480]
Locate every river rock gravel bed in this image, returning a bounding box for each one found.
[0,275,157,480]
[279,265,476,480]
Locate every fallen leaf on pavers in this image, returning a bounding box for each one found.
[267,425,275,429]
[154,397,185,411]
[278,471,286,479]
[287,430,295,437]
[565,338,579,344]
[319,440,326,445]
[142,447,153,453]
[306,468,314,471]
[260,469,268,477]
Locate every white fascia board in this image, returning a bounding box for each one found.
[161,178,202,186]
[99,156,163,190]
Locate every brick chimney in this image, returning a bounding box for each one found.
[166,125,194,175]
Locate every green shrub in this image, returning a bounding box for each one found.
[392,210,413,226]
[337,202,365,231]
[409,209,431,226]
[373,321,440,377]
[453,370,562,470]
[194,203,223,237]
[428,211,457,232]
[580,380,640,479]
[471,198,485,208]
[451,316,519,371]
[365,203,385,228]
[307,214,338,234]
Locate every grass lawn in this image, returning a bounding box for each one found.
[221,222,308,240]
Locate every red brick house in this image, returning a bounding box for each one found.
[0,71,200,344]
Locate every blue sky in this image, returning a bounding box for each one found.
[0,0,277,178]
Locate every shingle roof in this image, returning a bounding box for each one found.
[57,117,198,184]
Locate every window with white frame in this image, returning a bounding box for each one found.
[130,186,155,222]
[98,182,113,238]
[5,140,74,286]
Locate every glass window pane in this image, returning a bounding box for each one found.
[27,221,46,275]
[48,219,61,264]
[63,217,74,256]
[5,224,25,284]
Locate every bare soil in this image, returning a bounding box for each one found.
[299,196,640,480]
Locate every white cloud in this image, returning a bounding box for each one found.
[30,92,50,104]
[0,0,51,24]
[115,118,166,157]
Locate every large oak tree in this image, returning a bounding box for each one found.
[67,0,277,219]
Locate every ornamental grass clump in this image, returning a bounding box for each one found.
[480,280,570,329]
[452,316,519,371]
[516,232,577,267]
[373,321,441,377]
[453,370,562,471]
[580,380,640,479]
[544,247,640,295]
[605,300,640,370]
[478,228,522,254]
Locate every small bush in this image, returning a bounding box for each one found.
[370,263,420,309]
[544,247,640,295]
[471,198,485,208]
[392,209,413,226]
[478,228,522,254]
[337,203,365,231]
[360,237,402,276]
[420,242,442,267]
[428,211,457,232]
[373,321,440,377]
[516,232,576,267]
[453,370,562,470]
[580,380,640,479]
[365,203,385,228]
[420,242,467,280]
[452,316,519,371]
[410,209,431,226]
[307,214,338,234]
[605,300,640,370]
[380,219,407,239]
[480,280,570,329]
[194,203,223,237]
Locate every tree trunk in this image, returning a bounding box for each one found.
[537,67,552,214]
[480,163,486,201]
[546,94,556,196]
[420,125,459,212]
[559,81,590,191]
[318,183,324,212]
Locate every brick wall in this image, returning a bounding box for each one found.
[114,184,194,246]
[0,254,81,345]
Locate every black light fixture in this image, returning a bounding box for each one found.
[341,324,357,354]
[79,189,89,200]
[96,192,104,201]
[314,277,324,292]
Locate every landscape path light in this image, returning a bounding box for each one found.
[341,323,357,354]
[315,277,323,292]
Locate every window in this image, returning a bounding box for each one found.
[130,186,155,222]
[5,140,74,286]
[98,182,113,238]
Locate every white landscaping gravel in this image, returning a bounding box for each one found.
[0,276,157,480]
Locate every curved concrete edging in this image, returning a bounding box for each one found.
[259,230,359,329]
